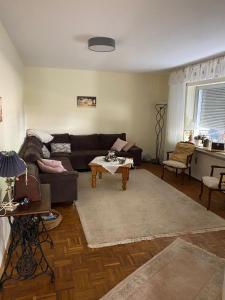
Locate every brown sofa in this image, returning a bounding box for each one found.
[46,133,142,170]
[19,133,143,204]
[19,136,78,204]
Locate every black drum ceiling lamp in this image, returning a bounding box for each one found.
[88,37,115,52]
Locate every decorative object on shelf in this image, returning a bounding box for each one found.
[211,142,224,152]
[194,135,203,147]
[188,130,194,143]
[104,150,117,162]
[88,37,115,52]
[203,138,210,148]
[117,157,126,164]
[0,97,2,122]
[77,96,96,107]
[0,151,27,213]
[151,103,167,164]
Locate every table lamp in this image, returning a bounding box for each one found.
[0,151,27,212]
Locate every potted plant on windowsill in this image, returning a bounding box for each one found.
[194,135,203,147]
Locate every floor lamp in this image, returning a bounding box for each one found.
[151,103,167,164]
[0,151,27,213]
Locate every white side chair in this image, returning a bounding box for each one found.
[161,142,195,183]
[199,165,225,210]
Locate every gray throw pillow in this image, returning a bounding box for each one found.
[42,145,50,158]
[51,143,71,153]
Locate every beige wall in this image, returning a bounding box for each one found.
[0,20,25,266]
[25,67,168,155]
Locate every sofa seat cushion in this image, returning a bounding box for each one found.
[70,150,108,169]
[99,133,126,149]
[70,134,99,151]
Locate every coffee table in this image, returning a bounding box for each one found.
[89,157,133,190]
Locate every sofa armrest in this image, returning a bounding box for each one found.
[127,145,143,166]
[39,171,79,203]
[39,170,79,183]
[128,146,143,153]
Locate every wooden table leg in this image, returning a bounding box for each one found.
[91,168,97,188]
[122,168,129,191]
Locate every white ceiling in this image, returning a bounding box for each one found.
[0,0,225,72]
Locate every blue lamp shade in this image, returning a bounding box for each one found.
[0,151,26,178]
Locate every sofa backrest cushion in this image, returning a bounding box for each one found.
[52,133,70,143]
[99,133,126,150]
[45,133,70,150]
[70,134,99,150]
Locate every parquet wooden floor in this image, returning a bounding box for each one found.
[1,163,225,300]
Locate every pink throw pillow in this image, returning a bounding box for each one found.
[40,159,63,168]
[111,138,128,152]
[37,160,67,173]
[123,141,135,152]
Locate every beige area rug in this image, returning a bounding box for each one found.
[76,169,225,248]
[100,238,225,300]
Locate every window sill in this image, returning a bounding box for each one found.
[195,147,225,161]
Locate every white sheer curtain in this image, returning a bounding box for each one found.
[165,82,186,151]
[165,55,225,152]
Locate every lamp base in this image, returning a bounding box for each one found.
[0,201,19,213]
[4,202,19,212]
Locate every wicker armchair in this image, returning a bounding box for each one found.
[199,165,225,210]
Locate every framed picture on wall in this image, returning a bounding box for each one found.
[0,97,2,122]
[77,96,96,107]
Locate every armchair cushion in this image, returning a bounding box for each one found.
[163,160,187,169]
[202,176,225,189]
[202,176,220,189]
[170,142,195,164]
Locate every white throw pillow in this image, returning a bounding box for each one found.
[42,145,50,158]
[111,138,128,152]
[27,129,53,143]
[51,143,71,153]
[122,141,135,152]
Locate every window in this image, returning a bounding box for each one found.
[195,83,225,142]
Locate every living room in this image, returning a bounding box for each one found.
[0,1,225,299]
